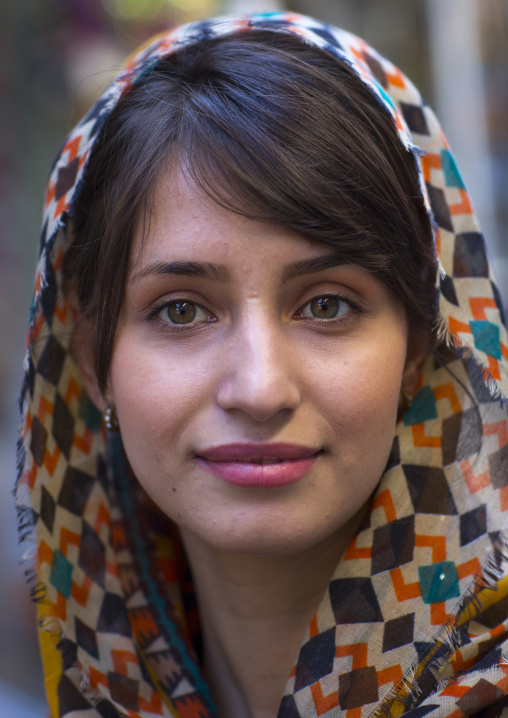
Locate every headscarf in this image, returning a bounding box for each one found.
[16,12,508,718]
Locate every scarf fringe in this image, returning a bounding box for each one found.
[372,532,508,717]
[435,315,506,406]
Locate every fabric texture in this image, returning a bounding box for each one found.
[16,12,508,718]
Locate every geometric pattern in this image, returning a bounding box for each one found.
[460,505,487,546]
[339,666,379,709]
[382,613,415,652]
[330,578,384,624]
[294,629,336,691]
[403,466,458,515]
[371,516,415,574]
[14,11,508,718]
[418,561,460,604]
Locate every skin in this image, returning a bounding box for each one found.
[78,167,421,718]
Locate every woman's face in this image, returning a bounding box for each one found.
[105,168,410,556]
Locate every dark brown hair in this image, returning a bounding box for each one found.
[66,29,436,394]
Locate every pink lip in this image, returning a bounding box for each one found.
[194,443,321,487]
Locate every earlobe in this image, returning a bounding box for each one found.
[401,334,429,398]
[398,341,427,418]
[69,291,109,412]
[401,355,421,398]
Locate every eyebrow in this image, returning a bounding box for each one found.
[129,260,231,284]
[129,255,346,285]
[281,255,346,282]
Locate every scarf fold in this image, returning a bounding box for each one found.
[17,12,508,718]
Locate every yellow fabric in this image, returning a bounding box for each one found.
[37,602,63,718]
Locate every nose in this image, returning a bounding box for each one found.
[216,313,301,422]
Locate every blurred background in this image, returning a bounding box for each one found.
[1,0,507,714]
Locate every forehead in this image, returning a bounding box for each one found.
[129,166,331,274]
[124,165,407,328]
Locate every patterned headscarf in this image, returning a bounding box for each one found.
[17,12,508,718]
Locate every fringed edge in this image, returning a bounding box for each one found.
[371,532,508,717]
[426,532,508,681]
[38,623,114,716]
[435,313,507,406]
[56,642,106,710]
[474,532,508,590]
[14,387,50,617]
[14,408,37,567]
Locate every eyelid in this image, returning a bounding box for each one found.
[292,278,366,307]
[145,289,364,327]
[294,293,363,320]
[148,298,215,326]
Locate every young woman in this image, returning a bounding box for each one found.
[17,12,508,718]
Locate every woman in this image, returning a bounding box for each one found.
[17,12,508,718]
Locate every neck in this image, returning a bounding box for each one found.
[179,523,358,718]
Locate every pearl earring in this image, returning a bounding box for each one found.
[400,389,414,414]
[104,405,120,432]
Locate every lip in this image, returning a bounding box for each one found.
[194,443,321,487]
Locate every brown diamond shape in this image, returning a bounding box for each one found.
[30,416,48,467]
[382,613,415,652]
[456,678,503,714]
[339,666,378,709]
[371,516,415,574]
[53,393,75,459]
[489,445,508,489]
[362,52,388,88]
[108,672,139,711]
[403,465,457,515]
[37,336,66,385]
[55,158,79,201]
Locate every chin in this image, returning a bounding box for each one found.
[181,512,344,558]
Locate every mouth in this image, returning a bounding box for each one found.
[194,443,322,487]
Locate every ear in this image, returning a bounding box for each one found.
[69,292,109,412]
[402,332,429,397]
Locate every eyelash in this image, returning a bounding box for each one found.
[148,300,216,330]
[147,294,363,331]
[294,295,363,323]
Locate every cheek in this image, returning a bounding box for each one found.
[314,336,407,464]
[108,341,214,468]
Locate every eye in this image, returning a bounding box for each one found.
[297,295,354,320]
[157,301,211,326]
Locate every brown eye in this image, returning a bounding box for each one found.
[296,295,354,321]
[163,301,198,324]
[154,299,215,329]
[310,296,340,318]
